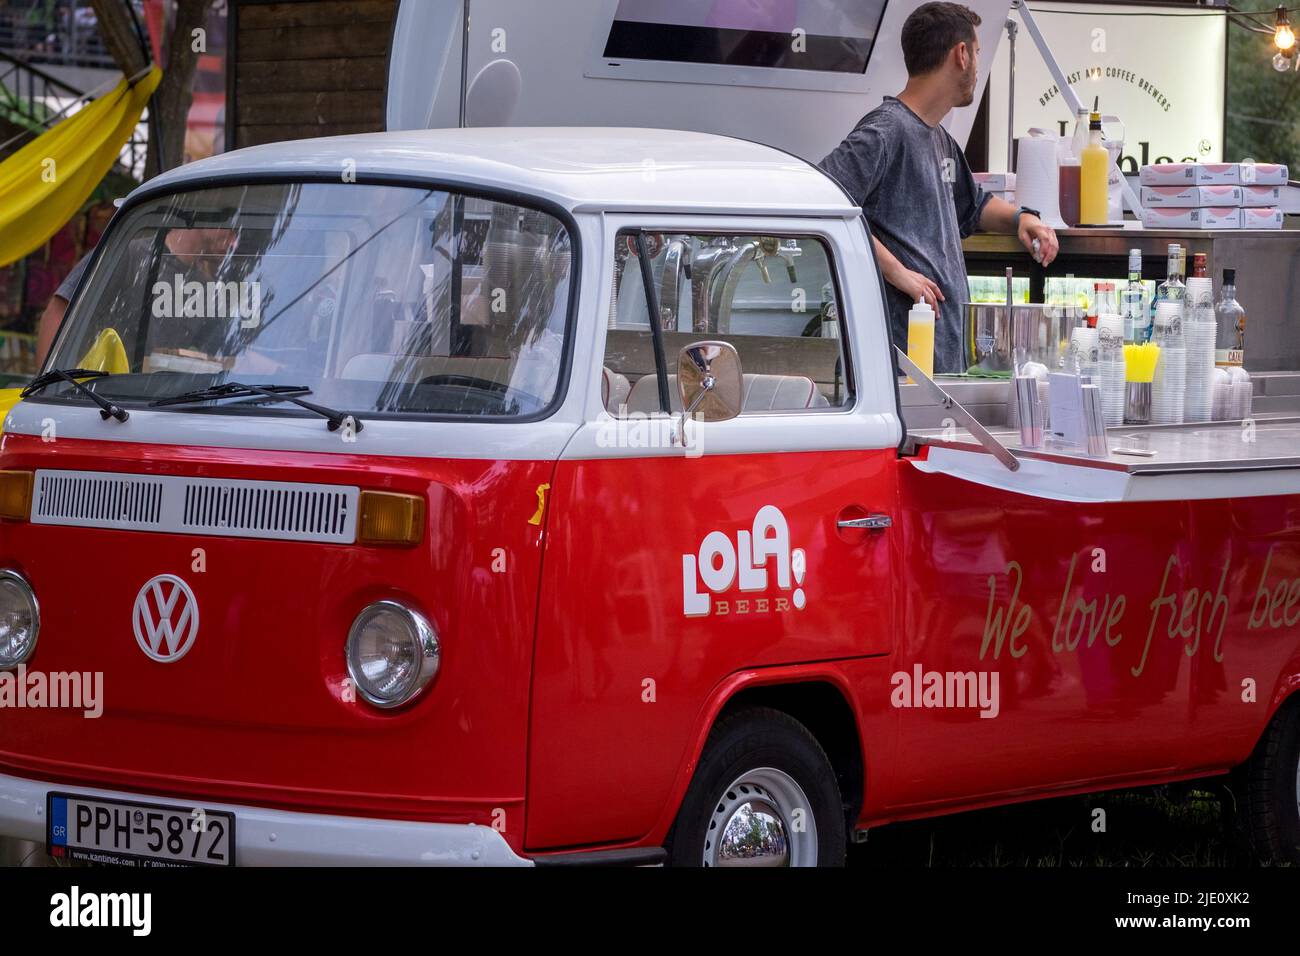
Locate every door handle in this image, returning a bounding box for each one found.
[837,514,892,531]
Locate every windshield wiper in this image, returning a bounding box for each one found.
[21,368,128,422]
[149,382,363,432]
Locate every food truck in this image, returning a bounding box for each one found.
[0,1,1298,868]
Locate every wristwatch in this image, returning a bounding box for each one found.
[1015,206,1042,229]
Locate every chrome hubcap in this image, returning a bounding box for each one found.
[704,767,817,867]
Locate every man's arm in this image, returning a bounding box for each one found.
[979,195,1059,266]
[36,254,91,366]
[36,295,69,367]
[872,235,944,310]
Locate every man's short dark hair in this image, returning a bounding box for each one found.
[901,2,981,76]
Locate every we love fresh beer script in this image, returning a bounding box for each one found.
[979,545,1300,678]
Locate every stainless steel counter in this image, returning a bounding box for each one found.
[912,416,1300,475]
[903,371,1300,476]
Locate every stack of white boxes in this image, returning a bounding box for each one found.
[1139,162,1288,230]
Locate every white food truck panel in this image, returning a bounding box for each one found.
[386,0,1012,159]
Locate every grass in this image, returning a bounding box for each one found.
[848,784,1279,866]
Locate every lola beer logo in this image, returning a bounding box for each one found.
[682,505,806,617]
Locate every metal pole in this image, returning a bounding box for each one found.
[1010,0,1141,215]
[459,0,471,128]
[1012,0,1080,115]
[1005,18,1017,172]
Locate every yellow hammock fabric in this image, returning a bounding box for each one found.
[0,330,131,431]
[0,66,162,269]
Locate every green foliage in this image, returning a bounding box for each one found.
[1225,22,1300,167]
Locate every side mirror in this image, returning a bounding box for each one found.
[676,341,743,444]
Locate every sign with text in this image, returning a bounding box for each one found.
[986,2,1226,171]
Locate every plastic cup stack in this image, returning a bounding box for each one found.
[1095,314,1126,426]
[1213,366,1254,420]
[1069,326,1099,378]
[1183,278,1216,423]
[1152,301,1186,425]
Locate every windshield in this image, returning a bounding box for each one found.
[44,182,574,419]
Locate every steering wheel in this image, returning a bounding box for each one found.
[411,373,544,415]
[417,373,510,395]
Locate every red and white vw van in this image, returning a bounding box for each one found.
[1,128,1298,867]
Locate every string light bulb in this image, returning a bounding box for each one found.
[1275,6,1296,52]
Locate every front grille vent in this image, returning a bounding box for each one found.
[32,470,358,543]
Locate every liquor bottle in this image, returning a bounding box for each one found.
[1149,244,1177,333]
[1121,248,1148,342]
[1187,254,1214,331]
[1184,253,1217,423]
[1093,281,1117,316]
[1215,269,1246,367]
[1156,244,1185,306]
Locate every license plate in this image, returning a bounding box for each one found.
[46,793,235,867]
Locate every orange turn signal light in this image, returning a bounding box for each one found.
[358,491,425,546]
[0,471,33,521]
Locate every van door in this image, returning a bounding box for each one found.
[525,215,902,850]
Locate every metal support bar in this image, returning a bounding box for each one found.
[1005,18,1017,173]
[1009,0,1142,216]
[458,0,471,128]
[896,346,1021,472]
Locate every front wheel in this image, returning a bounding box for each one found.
[666,707,846,867]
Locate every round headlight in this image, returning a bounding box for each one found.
[0,570,39,669]
[346,601,439,708]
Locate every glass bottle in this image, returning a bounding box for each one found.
[1121,249,1148,342]
[1215,269,1246,367]
[1184,253,1217,423]
[1155,244,1185,306]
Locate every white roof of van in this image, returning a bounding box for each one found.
[137,127,861,218]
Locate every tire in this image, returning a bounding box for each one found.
[666,706,846,867]
[1230,697,1300,864]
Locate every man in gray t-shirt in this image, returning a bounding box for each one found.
[818,2,1058,374]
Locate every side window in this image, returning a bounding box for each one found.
[601,231,851,416]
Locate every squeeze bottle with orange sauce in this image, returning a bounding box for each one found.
[1080,100,1110,226]
[907,298,935,381]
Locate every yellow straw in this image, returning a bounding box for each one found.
[1124,342,1160,383]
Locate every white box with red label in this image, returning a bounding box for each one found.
[1240,184,1283,206]
[1140,206,1241,229]
[1239,162,1289,185]
[1140,184,1243,208]
[1139,163,1241,186]
[974,172,1016,192]
[1240,206,1284,229]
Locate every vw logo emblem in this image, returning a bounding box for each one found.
[132,574,200,663]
